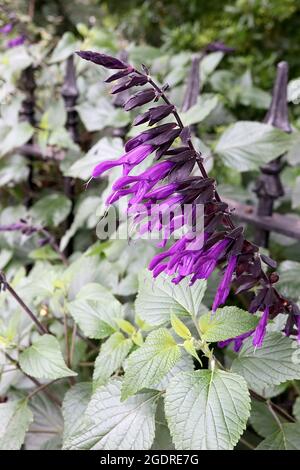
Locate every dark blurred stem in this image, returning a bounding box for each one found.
[0,272,48,335]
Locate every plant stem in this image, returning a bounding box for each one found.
[146,75,235,230]
[0,272,48,335]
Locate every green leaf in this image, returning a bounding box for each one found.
[165,370,250,450]
[49,32,79,63]
[64,379,159,450]
[19,334,77,380]
[25,393,63,450]
[181,95,219,126]
[0,154,29,187]
[0,122,34,157]
[183,339,200,362]
[0,399,33,450]
[117,319,136,335]
[62,382,92,449]
[30,194,72,226]
[154,351,194,391]
[121,328,181,400]
[249,399,286,438]
[67,285,123,339]
[256,423,300,450]
[135,270,207,326]
[215,121,295,172]
[93,332,133,388]
[170,313,191,340]
[231,332,300,390]
[294,397,300,421]
[199,306,259,342]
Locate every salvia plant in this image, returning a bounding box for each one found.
[1,23,300,451]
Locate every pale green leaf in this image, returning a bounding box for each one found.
[19,334,77,380]
[165,370,250,450]
[181,95,218,126]
[25,393,63,450]
[121,328,181,400]
[64,379,158,450]
[0,122,34,157]
[170,313,191,340]
[49,32,79,63]
[215,121,295,172]
[62,382,92,449]
[199,306,259,342]
[93,332,133,388]
[0,399,33,450]
[231,332,300,390]
[67,284,123,339]
[135,270,207,326]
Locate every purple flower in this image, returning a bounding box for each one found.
[253,307,269,348]
[0,23,13,35]
[76,51,129,69]
[212,255,237,311]
[6,35,25,48]
[218,330,254,353]
[92,144,154,178]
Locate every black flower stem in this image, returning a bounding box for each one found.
[145,75,235,230]
[0,272,48,335]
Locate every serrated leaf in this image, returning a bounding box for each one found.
[62,382,93,449]
[25,393,63,450]
[153,350,194,391]
[199,306,259,342]
[19,334,77,380]
[215,121,294,172]
[231,332,300,390]
[64,379,159,450]
[122,328,181,400]
[93,332,133,388]
[136,270,207,326]
[0,399,33,450]
[170,313,191,340]
[165,370,250,450]
[256,423,300,450]
[67,285,123,339]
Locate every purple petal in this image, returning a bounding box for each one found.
[76,50,129,69]
[253,307,269,348]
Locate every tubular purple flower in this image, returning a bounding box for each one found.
[0,23,13,34]
[6,35,25,48]
[212,255,238,311]
[92,144,154,178]
[218,330,254,353]
[76,51,129,69]
[253,307,269,348]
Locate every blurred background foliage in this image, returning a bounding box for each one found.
[4,0,300,86]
